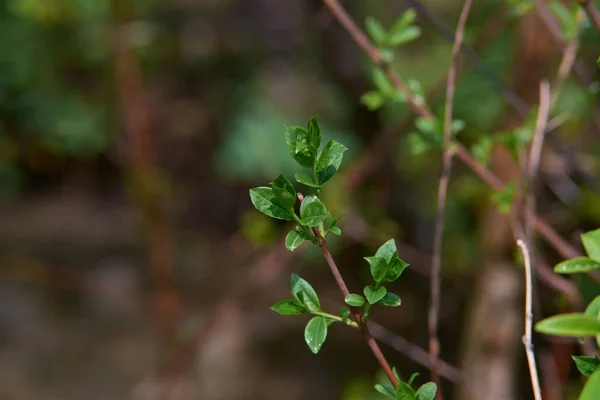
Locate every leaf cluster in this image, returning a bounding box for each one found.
[535,228,600,396]
[375,371,437,400]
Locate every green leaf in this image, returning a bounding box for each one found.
[291,273,322,313]
[364,285,387,304]
[407,132,432,155]
[300,195,327,227]
[375,384,396,398]
[304,316,328,354]
[585,295,600,318]
[294,172,321,188]
[395,381,416,400]
[365,16,388,45]
[340,307,350,321]
[408,373,419,386]
[580,368,600,400]
[364,256,388,282]
[573,355,600,377]
[451,119,466,135]
[535,313,600,337]
[316,140,348,185]
[472,136,493,165]
[491,182,516,214]
[387,26,421,46]
[328,226,342,236]
[398,8,417,27]
[386,255,410,282]
[582,228,600,261]
[285,228,306,251]
[345,294,366,307]
[361,90,385,110]
[249,187,295,221]
[307,116,321,150]
[285,125,316,168]
[270,174,297,208]
[375,239,398,263]
[415,116,439,135]
[597,56,600,70]
[377,292,402,307]
[381,48,395,63]
[415,382,437,400]
[553,257,600,274]
[373,69,394,96]
[270,300,305,315]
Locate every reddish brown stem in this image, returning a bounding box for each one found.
[429,0,473,394]
[112,0,181,374]
[320,0,584,269]
[298,193,399,388]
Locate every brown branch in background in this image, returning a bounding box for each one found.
[111,0,181,375]
[524,81,551,244]
[369,321,462,383]
[319,0,586,273]
[428,0,473,392]
[577,0,600,32]
[297,193,399,388]
[517,240,543,400]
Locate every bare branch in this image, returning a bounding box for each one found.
[517,240,543,400]
[429,0,473,392]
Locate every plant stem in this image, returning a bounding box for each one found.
[517,240,543,400]
[313,311,358,327]
[319,0,592,278]
[429,0,473,393]
[297,192,399,388]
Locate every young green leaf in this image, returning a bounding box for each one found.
[472,136,493,165]
[395,381,417,400]
[415,382,437,400]
[375,384,396,398]
[580,368,600,400]
[364,256,388,282]
[365,16,388,45]
[397,8,417,27]
[285,229,306,251]
[387,26,421,46]
[408,372,419,386]
[386,254,410,282]
[491,182,516,214]
[291,273,322,313]
[328,227,342,236]
[582,228,600,261]
[294,172,321,188]
[249,187,295,221]
[270,174,297,208]
[316,140,348,185]
[300,195,327,227]
[304,316,328,354]
[585,295,600,318]
[377,292,402,307]
[270,300,305,316]
[361,91,385,110]
[364,285,387,304]
[340,307,350,321]
[553,257,600,274]
[373,68,395,96]
[535,313,600,337]
[375,239,398,263]
[345,293,366,307]
[285,125,316,168]
[573,355,600,377]
[307,115,321,150]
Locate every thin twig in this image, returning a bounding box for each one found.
[319,0,591,276]
[517,240,543,400]
[577,0,600,32]
[524,81,551,243]
[369,321,462,383]
[297,193,399,388]
[428,0,473,392]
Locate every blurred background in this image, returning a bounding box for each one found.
[0,0,599,399]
